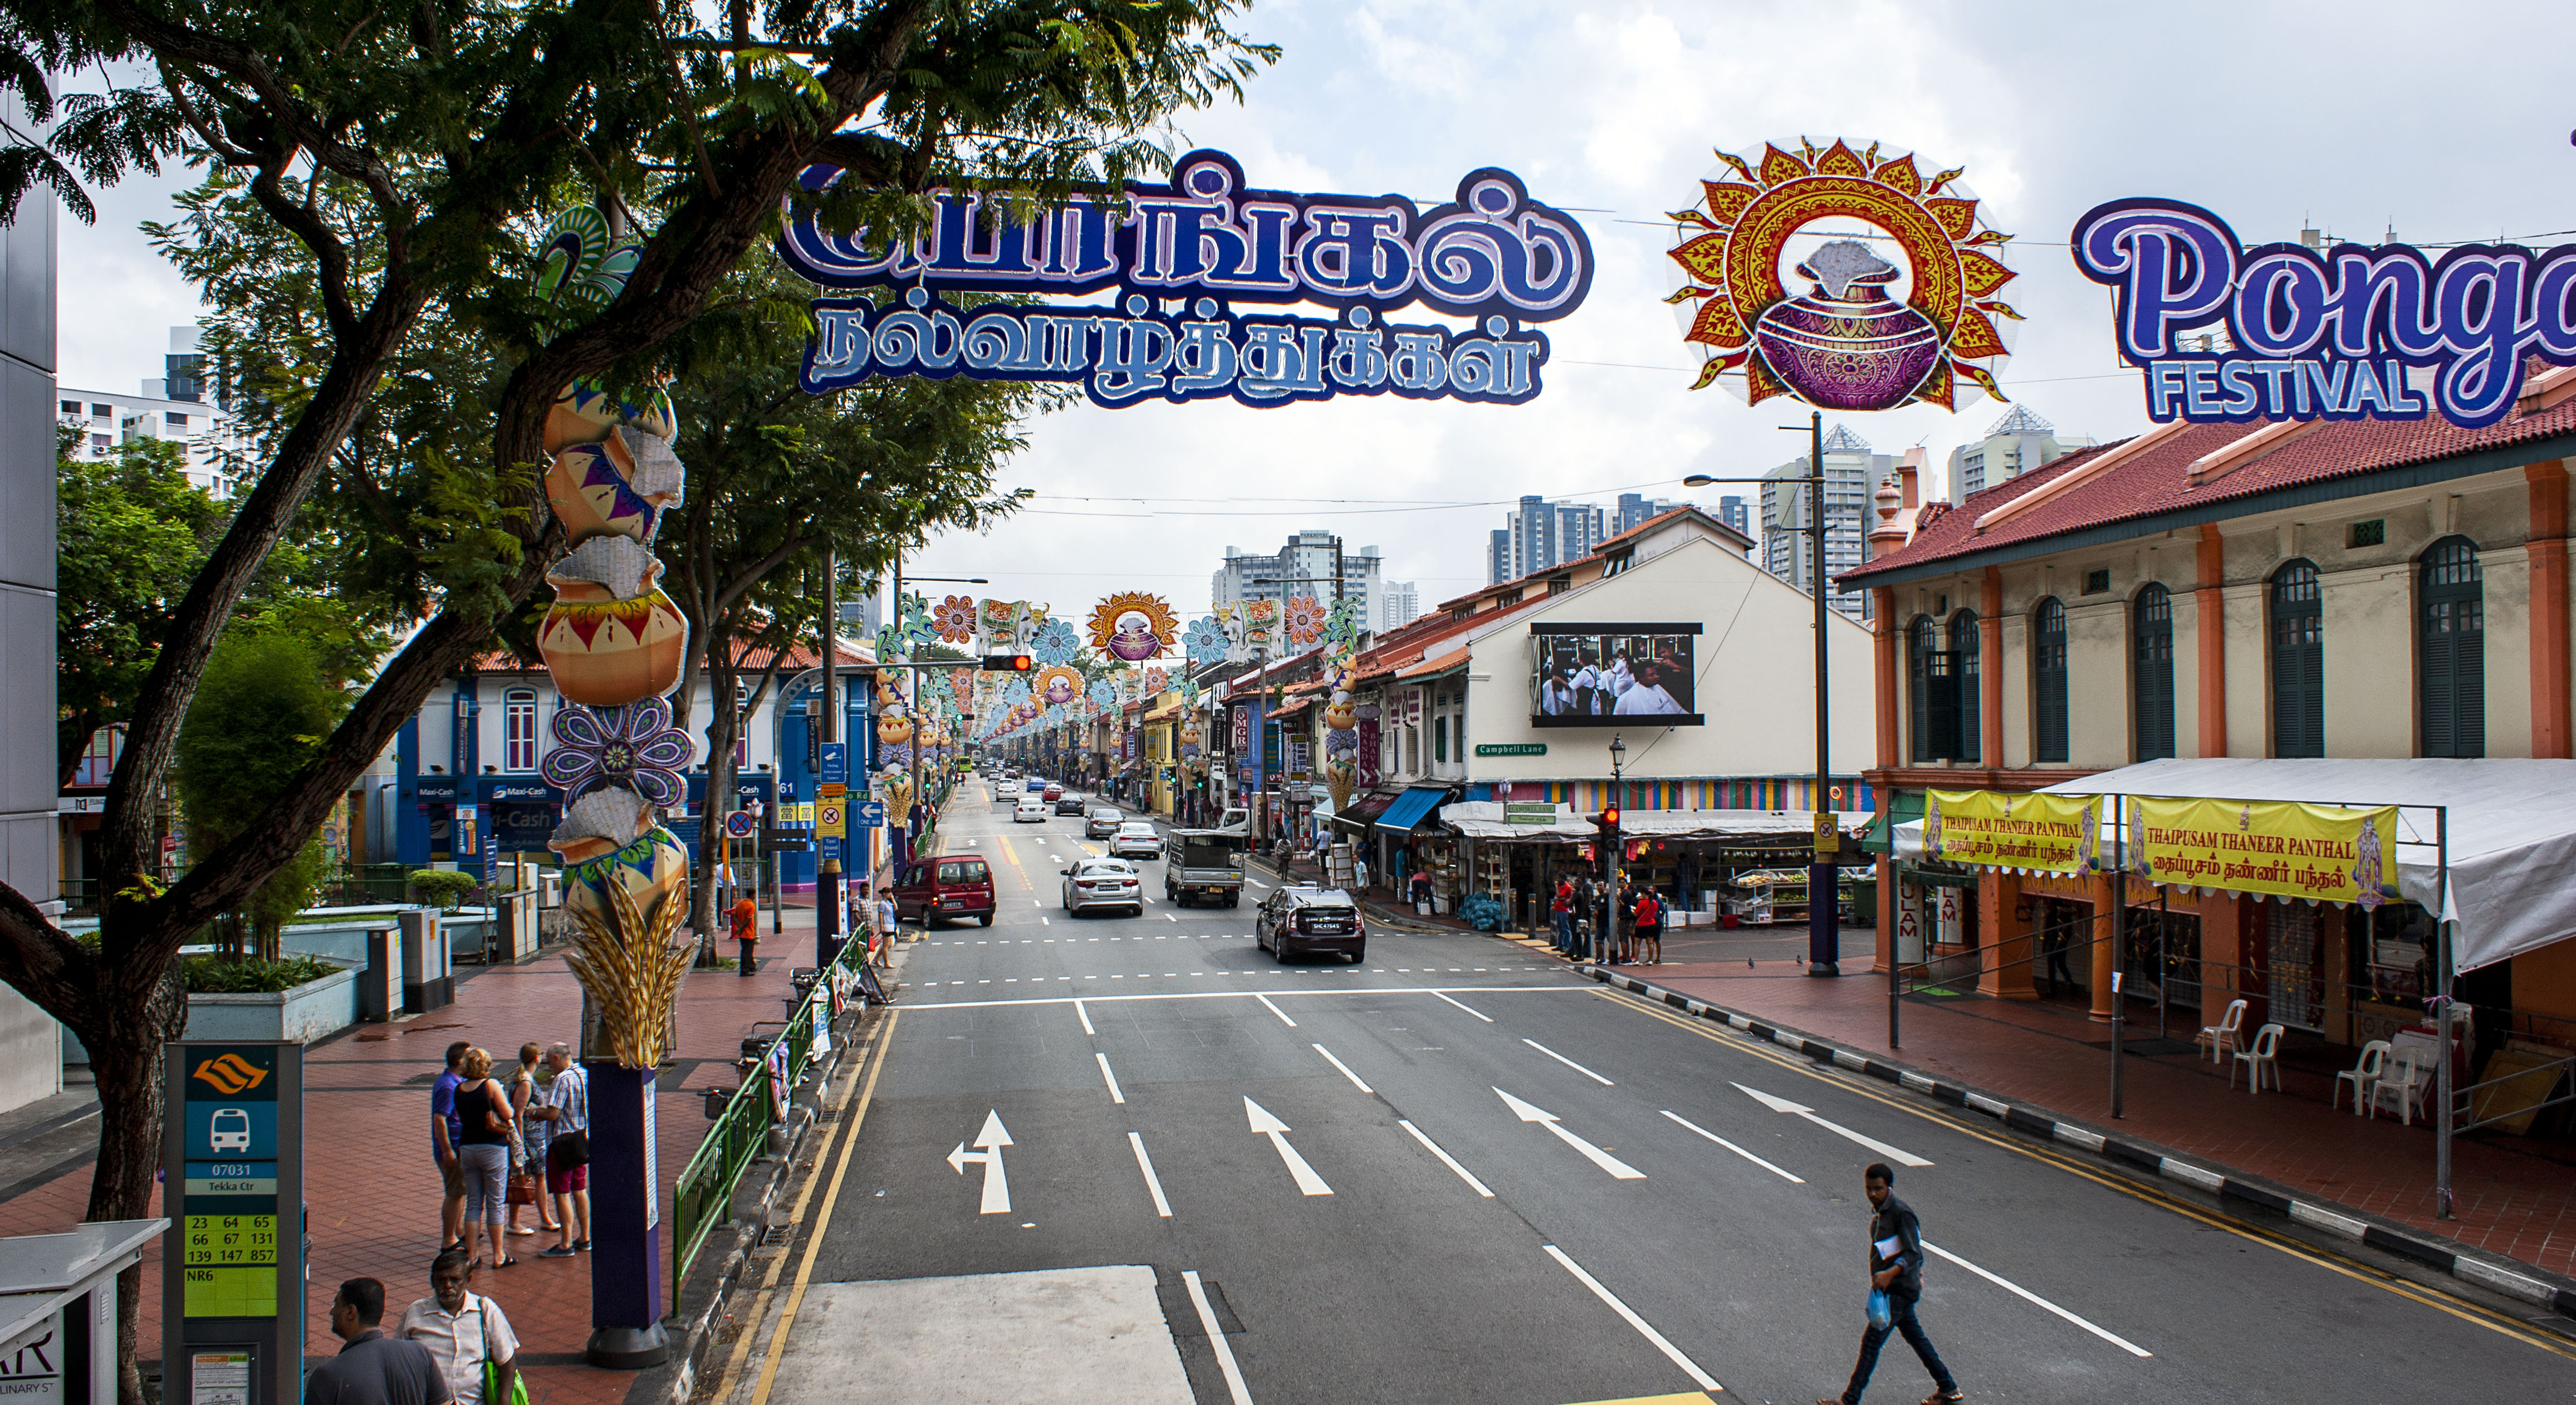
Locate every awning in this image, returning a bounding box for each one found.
[1331,792,1398,830]
[1374,785,1452,834]
[1438,803,1873,844]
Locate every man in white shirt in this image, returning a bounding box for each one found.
[1613,661,1689,716]
[398,1251,516,1405]
[1569,657,1602,716]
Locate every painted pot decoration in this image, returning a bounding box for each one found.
[545,443,659,545]
[561,825,692,933]
[1750,241,1943,412]
[878,712,914,746]
[538,586,688,706]
[1323,696,1357,730]
[543,379,678,454]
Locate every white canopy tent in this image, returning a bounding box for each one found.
[1439,802,1873,844]
[1890,758,2576,974]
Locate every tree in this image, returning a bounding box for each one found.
[173,630,350,959]
[54,431,224,787]
[0,3,1274,1396]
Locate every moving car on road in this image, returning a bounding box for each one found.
[1108,821,1162,860]
[889,854,996,928]
[1084,805,1124,839]
[1013,796,1048,823]
[1060,858,1143,917]
[1055,791,1087,815]
[1256,885,1364,963]
[1162,824,1248,907]
[1044,782,1065,802]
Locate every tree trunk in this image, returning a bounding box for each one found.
[693,640,746,956]
[81,965,186,1405]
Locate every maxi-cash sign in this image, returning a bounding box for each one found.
[780,150,1595,410]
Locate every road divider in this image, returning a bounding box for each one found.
[1096,1052,1127,1105]
[1397,1119,1493,1198]
[1541,1245,1721,1393]
[1311,1044,1373,1092]
[1924,1241,2152,1357]
[1522,1037,1614,1085]
[1129,1132,1173,1218]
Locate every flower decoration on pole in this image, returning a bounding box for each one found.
[542,696,694,808]
[1282,596,1325,646]
[1182,615,1230,667]
[1667,138,2017,411]
[1087,591,1179,662]
[1143,666,1169,696]
[1030,618,1082,666]
[933,594,977,643]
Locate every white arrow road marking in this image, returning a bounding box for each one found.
[1397,1119,1492,1197]
[1095,1052,1126,1105]
[1128,1132,1172,1218]
[1541,1245,1722,1392]
[1074,999,1095,1036]
[1924,1242,2152,1357]
[1182,1270,1253,1405]
[1522,1037,1614,1085]
[1429,990,1493,1022]
[1659,1109,1804,1183]
[1243,1098,1333,1195]
[1494,1087,1644,1179]
[944,1110,1015,1213]
[1311,1044,1373,1092]
[1732,1082,1933,1167]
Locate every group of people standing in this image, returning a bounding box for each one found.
[430,1040,591,1270]
[1545,875,1668,964]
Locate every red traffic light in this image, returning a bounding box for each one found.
[981,654,1034,671]
[1595,806,1621,829]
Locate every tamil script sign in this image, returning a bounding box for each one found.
[1922,789,2103,876]
[2124,796,2397,908]
[783,150,1594,410]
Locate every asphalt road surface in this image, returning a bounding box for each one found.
[719,782,2576,1405]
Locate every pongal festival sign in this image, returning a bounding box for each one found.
[2123,796,2398,909]
[1667,139,2019,411]
[783,150,1594,408]
[2072,199,2576,428]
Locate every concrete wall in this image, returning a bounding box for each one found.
[0,191,59,1102]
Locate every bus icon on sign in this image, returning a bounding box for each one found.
[209,1107,252,1153]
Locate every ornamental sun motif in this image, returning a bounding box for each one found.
[1667,139,2020,413]
[1087,592,1179,663]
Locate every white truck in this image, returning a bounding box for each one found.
[1162,824,1250,907]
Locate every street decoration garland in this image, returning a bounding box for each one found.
[1282,596,1325,645]
[1030,618,1082,666]
[1088,591,1179,662]
[932,594,977,643]
[1667,139,2018,412]
[1182,615,1230,667]
[528,206,694,1070]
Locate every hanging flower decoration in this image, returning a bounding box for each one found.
[1088,679,1119,709]
[1031,618,1082,665]
[1282,596,1325,645]
[1143,666,1169,695]
[933,594,977,643]
[1182,615,1229,667]
[543,694,694,808]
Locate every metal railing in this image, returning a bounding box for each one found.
[670,938,865,1289]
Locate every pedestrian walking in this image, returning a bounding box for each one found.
[430,1042,469,1251]
[310,1277,450,1405]
[534,1044,591,1257]
[874,888,899,965]
[504,1046,557,1240]
[2041,918,2074,998]
[450,1050,516,1267]
[731,889,760,977]
[1551,879,1575,954]
[1822,1163,1962,1405]
[1353,853,1370,894]
[399,1252,519,1405]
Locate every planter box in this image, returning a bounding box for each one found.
[185,964,363,1045]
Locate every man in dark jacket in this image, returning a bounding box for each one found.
[1824,1162,1961,1405]
[308,1278,450,1405]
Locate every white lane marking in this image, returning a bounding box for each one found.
[1095,1052,1127,1105]
[1924,1242,2153,1357]
[1494,1086,1644,1179]
[1248,879,1270,889]
[1311,1044,1372,1092]
[1397,1119,1493,1197]
[1244,1098,1332,1196]
[1431,990,1494,1023]
[1074,1000,1094,1035]
[1733,1083,1933,1167]
[1659,1109,1804,1183]
[1541,1245,1721,1392]
[1129,1133,1173,1218]
[892,985,1595,1011]
[1522,1037,1614,1085]
[1165,913,1178,922]
[1039,915,1049,926]
[1254,994,1299,1027]
[1182,1271,1253,1405]
[944,1110,1014,1213]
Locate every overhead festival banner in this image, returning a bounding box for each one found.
[2070,199,2576,428]
[1920,790,2103,876]
[2123,796,2398,908]
[782,150,1594,409]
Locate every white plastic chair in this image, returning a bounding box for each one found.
[2231,1022,2284,1093]
[2332,1040,2389,1114]
[2370,1048,2435,1125]
[2198,999,2248,1064]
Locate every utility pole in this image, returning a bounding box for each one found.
[816,545,841,967]
[1806,409,1839,977]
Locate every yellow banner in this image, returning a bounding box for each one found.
[2125,796,2398,907]
[1922,790,2104,875]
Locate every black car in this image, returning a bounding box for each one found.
[1055,791,1088,815]
[1256,886,1365,964]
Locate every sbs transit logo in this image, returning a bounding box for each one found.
[192,1054,268,1095]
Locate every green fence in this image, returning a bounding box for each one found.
[670,940,865,1288]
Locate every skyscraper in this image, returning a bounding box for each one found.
[1760,422,1885,619]
[1488,495,1607,584]
[1212,531,1385,634]
[1716,495,1749,539]
[1380,581,1422,630]
[1945,405,2096,502]
[1614,492,1688,535]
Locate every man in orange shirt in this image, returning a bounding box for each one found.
[731,891,758,977]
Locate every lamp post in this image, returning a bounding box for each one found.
[1605,735,1626,964]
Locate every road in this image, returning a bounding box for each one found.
[713,780,2576,1405]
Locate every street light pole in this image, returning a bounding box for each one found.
[1804,409,1839,977]
[1606,735,1625,965]
[816,543,841,968]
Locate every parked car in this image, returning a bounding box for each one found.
[1109,820,1162,860]
[1061,858,1143,917]
[1014,796,1048,823]
[1055,791,1087,815]
[1256,886,1364,963]
[889,853,997,927]
[1084,806,1124,839]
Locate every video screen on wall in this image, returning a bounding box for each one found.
[1529,623,1703,727]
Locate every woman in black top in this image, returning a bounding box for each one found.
[454,1048,518,1266]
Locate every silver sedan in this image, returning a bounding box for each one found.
[1061,858,1143,916]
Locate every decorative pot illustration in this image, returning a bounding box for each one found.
[562,826,692,932]
[538,584,688,705]
[546,443,660,545]
[1752,239,1942,412]
[543,380,678,454]
[878,712,914,747]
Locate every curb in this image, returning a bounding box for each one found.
[1578,962,2576,1323]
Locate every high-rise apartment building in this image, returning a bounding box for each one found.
[1716,495,1749,539]
[1212,531,1385,638]
[1380,581,1422,631]
[1760,423,1884,619]
[56,326,248,496]
[1946,405,2095,503]
[1487,495,1608,584]
[1614,492,1691,535]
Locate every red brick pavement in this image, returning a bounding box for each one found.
[1612,954,2576,1281]
[0,914,841,1405]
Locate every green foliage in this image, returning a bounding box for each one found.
[181,954,341,995]
[404,869,481,912]
[174,633,352,956]
[54,429,226,784]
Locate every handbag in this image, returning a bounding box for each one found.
[552,1128,589,1168]
[480,1299,531,1405]
[1865,1288,1892,1333]
[505,1168,538,1206]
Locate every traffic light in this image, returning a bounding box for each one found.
[982,653,1034,672]
[1591,807,1622,880]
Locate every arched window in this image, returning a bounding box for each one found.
[1948,610,1982,763]
[1908,616,1940,762]
[2033,598,2069,764]
[2420,537,2485,757]
[2269,561,2324,757]
[2133,584,2176,760]
[503,689,538,771]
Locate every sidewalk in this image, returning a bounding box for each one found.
[0,914,846,1405]
[1573,937,2576,1285]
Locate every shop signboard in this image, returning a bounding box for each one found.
[1504,801,1557,825]
[2072,199,2576,428]
[1922,789,2104,876]
[2122,796,2397,908]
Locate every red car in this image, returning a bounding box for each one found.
[1044,782,1065,802]
[889,854,996,928]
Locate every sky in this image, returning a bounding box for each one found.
[56,0,2576,621]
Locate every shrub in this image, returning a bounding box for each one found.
[406,869,480,912]
[182,954,340,994]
